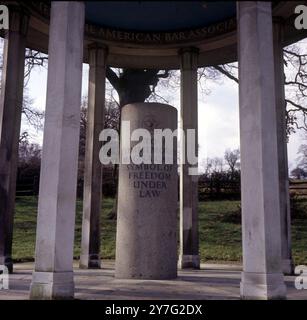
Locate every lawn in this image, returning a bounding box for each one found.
[12,196,307,265]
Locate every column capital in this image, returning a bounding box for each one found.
[178,46,200,55]
[88,42,108,52]
[178,47,199,71]
[6,5,30,36]
[88,43,108,67]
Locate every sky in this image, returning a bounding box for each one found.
[17,41,307,174]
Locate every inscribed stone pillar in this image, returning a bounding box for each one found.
[29,1,85,300]
[178,48,200,269]
[273,19,294,275]
[237,1,287,299]
[115,103,178,279]
[0,7,28,274]
[80,45,107,269]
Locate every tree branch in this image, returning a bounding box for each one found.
[212,65,239,83]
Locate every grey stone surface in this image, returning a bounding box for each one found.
[273,21,294,276]
[30,271,74,300]
[115,103,178,280]
[237,2,286,299]
[29,1,85,300]
[80,45,108,270]
[1,262,306,300]
[178,48,200,269]
[0,9,28,274]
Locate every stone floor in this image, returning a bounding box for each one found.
[0,261,306,300]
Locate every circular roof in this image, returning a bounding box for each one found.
[16,1,307,68]
[84,1,237,32]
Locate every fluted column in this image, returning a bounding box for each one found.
[237,1,287,299]
[0,6,29,274]
[273,19,294,275]
[80,44,107,269]
[30,1,85,300]
[178,47,200,269]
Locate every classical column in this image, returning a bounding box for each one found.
[29,1,85,300]
[273,19,294,275]
[178,48,200,269]
[80,44,107,269]
[0,7,29,274]
[237,2,286,299]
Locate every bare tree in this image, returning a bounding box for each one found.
[201,157,225,175]
[24,49,48,86]
[283,45,307,135]
[202,157,213,176]
[224,148,240,175]
[208,43,307,135]
[297,143,307,172]
[21,49,47,134]
[0,40,47,137]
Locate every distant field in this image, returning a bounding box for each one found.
[12,196,307,265]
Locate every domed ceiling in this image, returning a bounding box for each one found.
[84,1,237,32]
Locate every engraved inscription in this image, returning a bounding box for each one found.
[127,164,173,198]
[28,2,236,45]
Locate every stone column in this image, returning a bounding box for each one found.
[273,19,294,275]
[80,44,107,269]
[0,7,29,274]
[178,48,200,269]
[237,1,286,299]
[115,103,178,280]
[29,1,85,300]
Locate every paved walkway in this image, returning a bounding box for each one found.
[0,261,306,300]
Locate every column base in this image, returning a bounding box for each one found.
[240,272,287,300]
[178,254,200,269]
[29,271,74,300]
[282,259,294,275]
[0,256,13,274]
[79,254,101,269]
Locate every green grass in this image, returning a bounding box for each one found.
[12,196,307,265]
